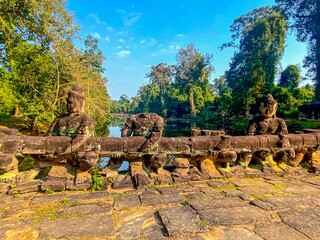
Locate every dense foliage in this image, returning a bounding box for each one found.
[112,6,315,124]
[276,0,320,99]
[0,0,110,134]
[1,1,318,134]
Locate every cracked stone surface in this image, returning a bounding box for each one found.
[158,206,208,237]
[198,206,272,226]
[0,175,320,239]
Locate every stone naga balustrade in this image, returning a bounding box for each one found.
[1,132,320,171]
[0,132,319,154]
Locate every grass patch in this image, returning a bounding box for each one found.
[199,219,215,231]
[32,203,59,220]
[214,184,237,191]
[111,192,134,198]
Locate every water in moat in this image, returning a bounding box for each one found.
[101,117,193,171]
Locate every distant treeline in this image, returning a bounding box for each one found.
[112,3,317,123]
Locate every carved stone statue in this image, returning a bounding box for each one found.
[248,94,288,136]
[121,113,164,151]
[48,84,97,171]
[106,113,165,187]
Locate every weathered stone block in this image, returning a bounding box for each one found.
[199,158,222,179]
[8,180,41,195]
[45,136,71,154]
[0,155,18,174]
[190,136,220,151]
[158,206,207,237]
[22,136,46,154]
[149,168,172,185]
[100,137,123,154]
[198,206,272,226]
[41,177,66,192]
[113,175,134,189]
[0,135,24,154]
[172,158,189,168]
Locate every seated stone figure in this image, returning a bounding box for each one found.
[107,113,164,187]
[121,112,164,151]
[248,94,288,136]
[248,94,288,148]
[48,84,96,171]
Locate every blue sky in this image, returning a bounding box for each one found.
[67,0,308,100]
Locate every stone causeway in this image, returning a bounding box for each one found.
[1,175,320,239]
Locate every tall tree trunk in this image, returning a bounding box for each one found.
[189,87,196,116]
[315,1,320,100]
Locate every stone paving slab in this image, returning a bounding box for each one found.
[213,227,263,240]
[156,186,178,195]
[189,197,249,210]
[207,180,231,188]
[117,212,166,239]
[200,188,222,198]
[35,214,115,240]
[261,195,320,210]
[231,179,269,187]
[158,206,208,237]
[30,193,68,205]
[301,178,320,186]
[198,206,272,226]
[278,209,320,239]
[2,175,320,239]
[239,186,282,196]
[113,194,141,210]
[162,193,184,204]
[249,199,278,211]
[254,221,309,240]
[0,217,36,239]
[83,191,110,200]
[280,184,320,194]
[139,193,164,206]
[56,202,112,217]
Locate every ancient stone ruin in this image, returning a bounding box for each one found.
[1,90,320,194]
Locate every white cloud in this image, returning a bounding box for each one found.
[117,31,128,36]
[148,38,157,46]
[125,46,130,49]
[105,37,110,42]
[86,13,107,25]
[116,9,142,26]
[129,37,134,41]
[118,38,125,43]
[169,44,180,50]
[117,46,122,49]
[92,32,101,39]
[86,13,101,24]
[140,38,157,46]
[124,15,141,26]
[116,9,127,14]
[107,26,115,32]
[116,50,131,58]
[176,34,185,38]
[151,52,158,57]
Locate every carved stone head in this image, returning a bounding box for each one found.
[67,84,86,114]
[260,94,278,118]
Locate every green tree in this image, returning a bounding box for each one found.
[224,7,287,116]
[279,65,300,91]
[174,44,214,116]
[0,1,110,133]
[145,63,173,116]
[213,75,229,95]
[276,0,320,99]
